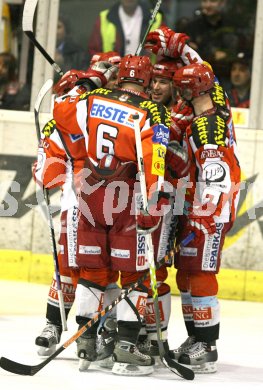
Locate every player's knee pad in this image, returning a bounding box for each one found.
[75,278,105,318]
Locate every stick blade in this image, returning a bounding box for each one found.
[161,354,195,380]
[22,0,39,32]
[0,357,41,376]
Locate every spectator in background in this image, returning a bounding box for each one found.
[226,52,252,108]
[0,52,30,110]
[88,0,163,58]
[55,15,89,82]
[184,0,245,85]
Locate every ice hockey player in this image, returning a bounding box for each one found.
[33,57,120,357]
[53,54,172,376]
[145,25,241,373]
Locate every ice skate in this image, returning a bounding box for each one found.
[35,323,62,356]
[169,335,196,360]
[77,335,97,372]
[178,341,218,373]
[137,337,169,367]
[112,340,155,376]
[96,318,117,369]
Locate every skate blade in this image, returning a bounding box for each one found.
[78,358,91,372]
[187,361,217,374]
[97,356,114,369]
[37,345,56,356]
[112,362,154,376]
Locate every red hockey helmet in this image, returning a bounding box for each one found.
[152,58,184,80]
[90,51,121,66]
[173,63,214,100]
[117,55,153,87]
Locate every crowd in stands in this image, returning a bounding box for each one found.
[0,0,257,111]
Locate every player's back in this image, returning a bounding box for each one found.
[84,88,150,164]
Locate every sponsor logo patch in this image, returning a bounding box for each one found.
[202,223,224,271]
[69,134,84,143]
[200,149,224,159]
[203,163,226,182]
[180,247,197,257]
[136,296,148,316]
[145,301,165,324]
[151,144,166,176]
[90,98,140,129]
[79,245,101,255]
[137,234,147,268]
[152,124,169,146]
[193,307,212,321]
[111,248,130,259]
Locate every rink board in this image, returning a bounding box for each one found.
[1,249,263,302]
[0,110,263,301]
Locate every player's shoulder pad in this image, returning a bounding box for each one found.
[42,119,56,138]
[139,100,171,127]
[79,88,112,101]
[191,114,227,148]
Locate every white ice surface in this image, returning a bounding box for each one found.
[0,281,262,389]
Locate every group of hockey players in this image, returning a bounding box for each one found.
[33,25,240,376]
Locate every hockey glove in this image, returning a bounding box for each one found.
[165,140,190,179]
[77,61,118,89]
[188,202,216,242]
[136,191,170,234]
[145,26,189,58]
[171,100,194,131]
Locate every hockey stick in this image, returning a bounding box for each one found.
[23,0,63,76]
[132,114,194,380]
[0,234,194,377]
[34,79,68,332]
[135,0,162,55]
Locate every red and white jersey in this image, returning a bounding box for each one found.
[34,119,87,212]
[184,81,241,223]
[53,87,171,197]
